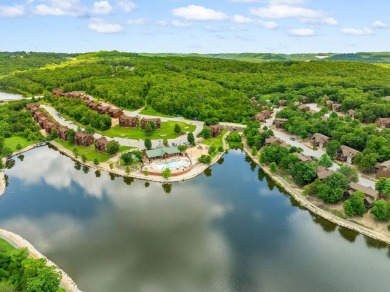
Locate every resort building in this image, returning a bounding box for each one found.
[140,118,161,129]
[346,109,356,119]
[265,136,282,146]
[298,104,310,112]
[44,121,59,134]
[95,137,110,153]
[108,108,123,118]
[310,133,330,149]
[337,145,359,164]
[52,89,64,96]
[316,166,334,180]
[325,100,334,108]
[144,146,182,162]
[74,132,95,147]
[275,118,288,128]
[375,118,390,128]
[332,103,342,112]
[58,126,68,141]
[296,153,312,162]
[348,182,379,207]
[26,103,40,111]
[97,105,111,114]
[119,115,139,127]
[208,124,222,138]
[33,111,47,122]
[38,116,49,128]
[375,160,390,179]
[89,102,101,111]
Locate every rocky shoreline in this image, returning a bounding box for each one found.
[243,146,390,245]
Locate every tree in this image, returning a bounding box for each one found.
[125,166,130,174]
[251,146,257,156]
[317,153,333,168]
[208,145,216,155]
[85,125,94,134]
[178,145,187,152]
[357,153,378,173]
[270,162,277,173]
[93,158,99,165]
[317,184,344,203]
[144,138,152,150]
[344,191,366,216]
[144,122,153,136]
[198,154,211,164]
[163,138,168,147]
[259,152,266,164]
[291,162,317,186]
[371,200,390,221]
[67,129,76,144]
[121,152,133,165]
[202,127,211,139]
[174,123,181,134]
[187,132,195,145]
[81,154,87,163]
[279,154,300,174]
[375,178,390,198]
[337,165,359,183]
[162,168,171,179]
[323,172,349,190]
[326,140,341,158]
[106,141,120,155]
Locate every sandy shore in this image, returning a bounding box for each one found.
[0,229,81,291]
[243,145,390,244]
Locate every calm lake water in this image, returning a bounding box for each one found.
[1,146,390,292]
[0,91,24,101]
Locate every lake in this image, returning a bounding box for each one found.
[1,146,390,292]
[0,90,24,101]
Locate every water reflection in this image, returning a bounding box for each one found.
[338,226,359,243]
[162,183,172,194]
[95,170,101,178]
[17,155,24,161]
[204,168,212,177]
[5,159,15,169]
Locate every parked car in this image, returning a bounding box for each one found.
[290,137,296,141]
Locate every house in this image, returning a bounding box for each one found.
[296,153,312,162]
[208,124,222,138]
[316,166,334,180]
[332,103,342,112]
[384,96,390,101]
[97,105,111,114]
[375,118,390,128]
[145,146,182,162]
[108,108,123,118]
[95,137,110,153]
[275,119,288,128]
[293,101,300,106]
[298,104,310,112]
[74,132,94,147]
[375,160,390,179]
[33,111,47,122]
[279,99,287,106]
[252,110,271,122]
[44,121,59,134]
[89,102,101,110]
[58,126,68,141]
[325,100,334,107]
[265,136,282,146]
[346,109,356,119]
[140,118,161,129]
[65,91,85,98]
[26,103,40,111]
[38,116,49,128]
[119,115,139,127]
[302,96,308,103]
[310,133,330,149]
[337,145,359,164]
[348,182,379,207]
[52,89,64,96]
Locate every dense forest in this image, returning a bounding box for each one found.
[0,51,390,123]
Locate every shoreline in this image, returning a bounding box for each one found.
[0,229,81,292]
[243,146,390,245]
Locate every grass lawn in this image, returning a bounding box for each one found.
[0,238,17,254]
[4,136,37,152]
[202,130,227,149]
[101,121,196,140]
[139,107,174,118]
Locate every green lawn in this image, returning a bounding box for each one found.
[55,139,130,163]
[4,136,37,152]
[0,238,17,254]
[139,107,174,118]
[101,121,196,140]
[202,130,227,149]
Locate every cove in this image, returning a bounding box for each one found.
[1,146,390,292]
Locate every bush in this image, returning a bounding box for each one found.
[218,146,224,152]
[81,154,87,162]
[93,158,99,165]
[178,145,187,152]
[208,145,216,155]
[198,154,211,164]
[121,152,133,165]
[106,141,120,155]
[16,143,22,150]
[317,153,333,168]
[202,127,211,139]
[162,168,171,179]
[343,191,366,216]
[371,200,390,221]
[270,162,277,173]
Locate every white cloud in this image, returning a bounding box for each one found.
[250,1,337,25]
[227,0,264,2]
[117,0,136,12]
[171,20,192,27]
[372,20,388,29]
[128,18,148,25]
[92,1,113,15]
[258,20,278,29]
[341,27,373,36]
[232,15,255,24]
[172,5,227,21]
[89,20,123,33]
[287,28,315,36]
[34,0,87,16]
[0,5,25,17]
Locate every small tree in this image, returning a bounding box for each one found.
[376,178,390,198]
[144,138,152,150]
[178,145,187,152]
[16,144,22,151]
[174,123,181,134]
[343,191,366,217]
[317,153,333,168]
[162,168,171,179]
[208,145,216,155]
[218,146,224,152]
[121,152,133,165]
[85,125,94,134]
[251,146,257,156]
[125,166,130,174]
[163,138,168,147]
[371,200,390,221]
[109,162,114,169]
[198,155,212,164]
[326,140,341,158]
[144,122,153,136]
[72,148,79,158]
[81,154,87,163]
[270,162,277,173]
[337,165,359,183]
[93,158,99,166]
[67,129,76,144]
[259,152,266,164]
[106,141,120,155]
[202,127,211,139]
[187,132,195,145]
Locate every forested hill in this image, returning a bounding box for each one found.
[1,51,390,123]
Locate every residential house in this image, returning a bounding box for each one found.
[298,104,310,112]
[325,100,334,108]
[208,124,222,138]
[119,115,139,128]
[74,132,94,147]
[65,91,85,98]
[33,111,47,122]
[252,110,271,122]
[97,105,111,114]
[52,89,64,96]
[140,118,161,129]
[265,136,282,146]
[95,137,110,153]
[316,166,334,180]
[346,109,356,119]
[26,103,40,111]
[58,126,68,141]
[375,118,390,128]
[375,160,390,179]
[44,121,59,134]
[332,103,342,112]
[310,133,330,149]
[275,118,288,128]
[296,153,312,162]
[144,146,182,162]
[108,108,123,118]
[279,99,287,106]
[348,182,379,207]
[89,102,101,111]
[337,145,359,164]
[38,116,49,128]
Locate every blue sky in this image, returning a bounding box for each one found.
[0,0,389,53]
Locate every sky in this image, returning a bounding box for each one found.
[0,0,389,54]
